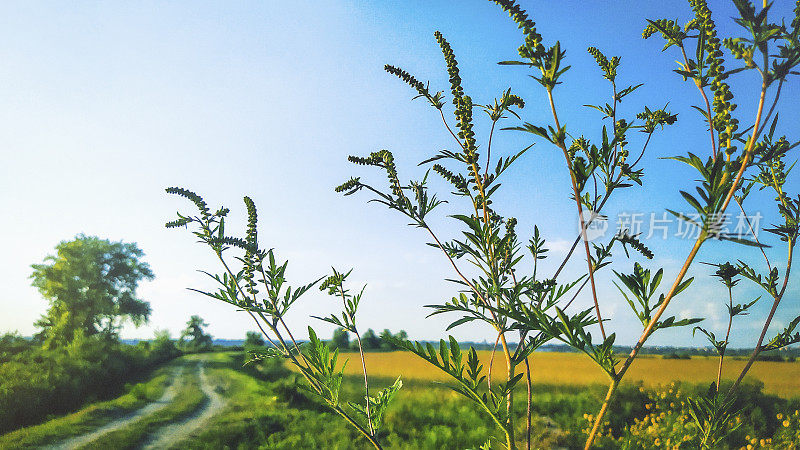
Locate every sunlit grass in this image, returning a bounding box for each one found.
[288,351,800,398]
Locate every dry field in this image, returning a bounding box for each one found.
[294,351,800,397]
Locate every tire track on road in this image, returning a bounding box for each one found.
[139,361,226,449]
[46,365,186,450]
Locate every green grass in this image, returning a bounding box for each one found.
[0,361,176,448]
[179,352,800,449]
[4,351,798,449]
[180,353,578,449]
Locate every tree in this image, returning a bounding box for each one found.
[245,330,265,347]
[30,235,153,348]
[361,328,380,350]
[331,327,349,349]
[180,315,213,351]
[379,329,407,350]
[151,329,180,362]
[0,332,31,363]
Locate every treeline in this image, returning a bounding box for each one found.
[246,330,798,360]
[490,343,799,360]
[328,328,407,351]
[243,328,410,352]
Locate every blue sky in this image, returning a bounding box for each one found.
[1,1,798,347]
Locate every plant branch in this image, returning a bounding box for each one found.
[486,119,498,179]
[729,237,794,393]
[680,45,717,157]
[339,283,375,437]
[332,406,383,450]
[439,109,467,152]
[546,87,607,339]
[488,331,501,390]
[756,78,783,136]
[736,199,772,272]
[585,64,770,450]
[584,378,618,450]
[524,355,533,450]
[717,286,734,392]
[423,221,515,446]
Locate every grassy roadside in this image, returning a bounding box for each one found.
[0,360,178,448]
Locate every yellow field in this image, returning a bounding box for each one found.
[293,351,800,398]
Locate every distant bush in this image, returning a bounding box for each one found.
[127,382,150,400]
[755,353,794,362]
[0,332,33,363]
[245,331,266,348]
[149,329,181,363]
[662,352,691,360]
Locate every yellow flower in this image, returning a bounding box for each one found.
[777,413,783,420]
[784,419,791,427]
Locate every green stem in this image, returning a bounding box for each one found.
[546,87,606,340]
[728,237,794,394]
[717,287,734,392]
[332,406,383,450]
[341,282,376,438]
[524,356,533,450]
[584,378,618,450]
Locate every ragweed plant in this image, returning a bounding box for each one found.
[636,1,800,448]
[337,4,680,449]
[339,0,800,449]
[163,1,800,448]
[490,0,800,448]
[582,1,797,448]
[164,188,400,449]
